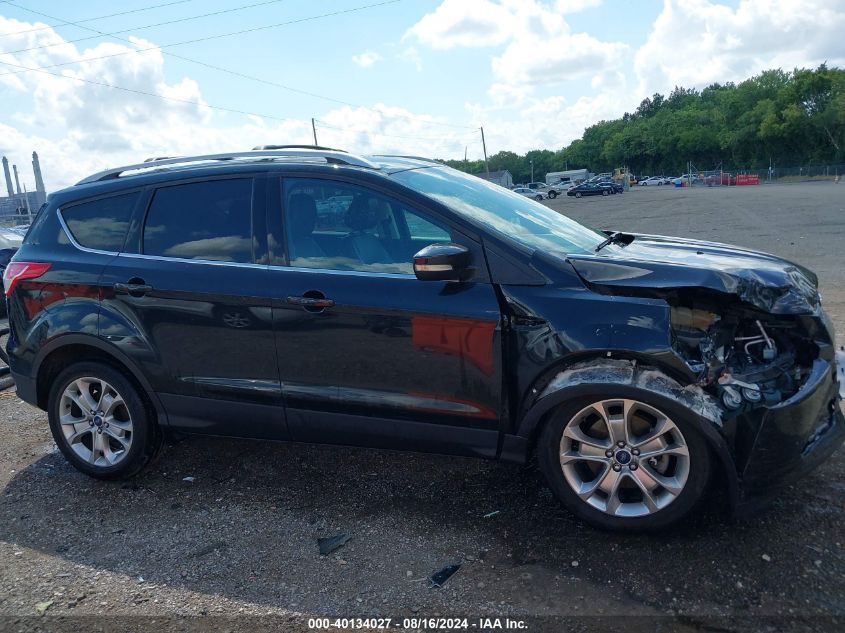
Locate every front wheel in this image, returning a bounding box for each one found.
[48,362,162,480]
[535,195,543,201]
[575,192,582,198]
[548,191,557,199]
[538,390,711,531]
[602,190,609,196]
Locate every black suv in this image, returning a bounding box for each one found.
[5,148,843,531]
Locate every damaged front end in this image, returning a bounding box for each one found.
[670,305,821,413]
[564,235,844,509]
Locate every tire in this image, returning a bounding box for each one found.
[48,362,162,480]
[575,192,582,198]
[602,190,609,196]
[548,191,557,199]
[537,383,712,532]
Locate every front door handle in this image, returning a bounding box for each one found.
[114,281,152,297]
[285,295,335,309]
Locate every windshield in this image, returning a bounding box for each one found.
[391,166,606,256]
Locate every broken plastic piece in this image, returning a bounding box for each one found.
[318,533,352,556]
[430,564,461,588]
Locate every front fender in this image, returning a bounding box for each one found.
[500,359,739,509]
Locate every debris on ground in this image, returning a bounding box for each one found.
[762,554,772,562]
[182,476,195,483]
[482,510,500,518]
[34,600,53,615]
[429,564,461,588]
[318,533,352,556]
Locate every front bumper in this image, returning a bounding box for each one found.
[736,358,844,513]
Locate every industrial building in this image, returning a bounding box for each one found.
[1,151,47,217]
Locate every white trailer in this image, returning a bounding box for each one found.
[545,169,591,185]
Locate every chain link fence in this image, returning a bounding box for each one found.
[675,163,844,187]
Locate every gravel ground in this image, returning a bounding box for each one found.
[0,182,844,632]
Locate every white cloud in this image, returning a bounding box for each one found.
[635,0,845,97]
[407,1,625,87]
[0,16,471,189]
[406,0,605,51]
[352,51,382,68]
[493,33,628,84]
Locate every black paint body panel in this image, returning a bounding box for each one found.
[6,159,843,513]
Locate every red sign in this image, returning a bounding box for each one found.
[736,174,760,186]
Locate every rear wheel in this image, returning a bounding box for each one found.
[48,362,162,479]
[538,389,711,531]
[575,192,582,198]
[548,191,557,199]
[602,190,609,196]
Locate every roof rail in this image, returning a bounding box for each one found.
[253,144,341,151]
[372,154,442,165]
[76,148,379,185]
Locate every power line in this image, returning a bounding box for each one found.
[0,0,198,39]
[2,0,291,55]
[315,119,478,143]
[0,0,476,131]
[0,56,301,123]
[0,1,405,76]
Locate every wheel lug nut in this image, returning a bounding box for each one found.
[617,441,625,448]
[632,448,640,456]
[612,463,622,472]
[605,449,614,457]
[630,463,638,471]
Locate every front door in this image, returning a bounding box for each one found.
[267,176,503,457]
[98,175,287,440]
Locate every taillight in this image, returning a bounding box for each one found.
[3,262,52,297]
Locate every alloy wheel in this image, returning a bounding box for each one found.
[559,398,690,517]
[59,377,133,467]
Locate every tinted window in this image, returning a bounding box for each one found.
[144,179,253,263]
[283,178,452,274]
[61,192,138,252]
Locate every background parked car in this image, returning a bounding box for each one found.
[513,187,547,201]
[567,182,610,198]
[0,227,23,317]
[526,182,562,198]
[640,176,667,186]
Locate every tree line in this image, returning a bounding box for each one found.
[440,65,845,183]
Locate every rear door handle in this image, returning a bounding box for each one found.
[285,295,335,309]
[114,282,153,297]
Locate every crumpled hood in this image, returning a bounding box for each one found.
[568,233,820,314]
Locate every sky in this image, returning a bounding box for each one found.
[1,0,844,191]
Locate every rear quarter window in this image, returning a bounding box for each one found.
[60,192,139,252]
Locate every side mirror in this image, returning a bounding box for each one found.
[412,243,471,282]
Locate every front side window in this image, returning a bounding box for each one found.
[143,179,253,263]
[391,166,608,256]
[61,192,138,252]
[282,178,452,274]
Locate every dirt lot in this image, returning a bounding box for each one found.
[0,182,843,632]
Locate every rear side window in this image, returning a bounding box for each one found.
[143,179,253,263]
[61,192,138,252]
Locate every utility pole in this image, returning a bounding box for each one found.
[480,127,489,178]
[311,118,318,146]
[530,159,534,183]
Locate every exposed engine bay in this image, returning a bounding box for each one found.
[671,305,819,414]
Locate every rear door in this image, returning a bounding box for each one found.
[267,175,504,457]
[98,175,288,440]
